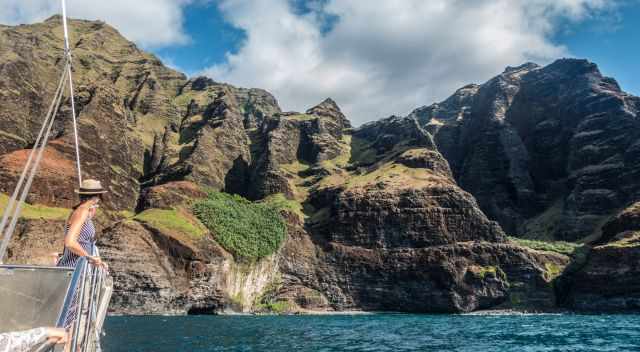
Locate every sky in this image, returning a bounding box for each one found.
[2,0,639,125]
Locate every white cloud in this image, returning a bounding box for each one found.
[205,0,617,125]
[2,0,619,123]
[0,0,194,47]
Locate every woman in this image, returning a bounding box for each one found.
[57,178,108,329]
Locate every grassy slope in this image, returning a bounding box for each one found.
[508,236,581,256]
[260,193,304,219]
[277,128,448,227]
[134,208,207,241]
[0,193,70,220]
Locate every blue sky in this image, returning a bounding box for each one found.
[552,2,640,96]
[153,2,245,76]
[2,0,638,124]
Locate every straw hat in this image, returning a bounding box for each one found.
[75,179,108,195]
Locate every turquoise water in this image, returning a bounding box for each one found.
[103,314,640,351]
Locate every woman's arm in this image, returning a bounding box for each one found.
[64,207,91,258]
[0,328,49,352]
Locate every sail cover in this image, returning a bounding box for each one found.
[0,265,73,332]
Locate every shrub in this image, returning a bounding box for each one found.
[193,192,287,260]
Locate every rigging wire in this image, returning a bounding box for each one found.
[0,61,69,263]
[61,0,83,186]
[0,0,84,262]
[0,61,67,242]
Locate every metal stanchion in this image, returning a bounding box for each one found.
[70,262,89,352]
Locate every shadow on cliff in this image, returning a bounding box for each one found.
[224,156,251,198]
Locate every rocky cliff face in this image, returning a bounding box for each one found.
[99,214,281,315]
[147,76,281,195]
[1,17,635,314]
[559,202,640,311]
[413,60,640,241]
[0,15,185,210]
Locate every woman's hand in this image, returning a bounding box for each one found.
[87,256,109,271]
[45,327,68,345]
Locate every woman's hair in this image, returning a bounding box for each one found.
[73,194,103,210]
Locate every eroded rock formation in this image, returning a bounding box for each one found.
[413,61,640,241]
[559,202,640,311]
[1,17,637,314]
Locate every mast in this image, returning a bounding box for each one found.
[61,0,83,186]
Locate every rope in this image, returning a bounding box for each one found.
[0,61,69,263]
[61,0,83,186]
[0,1,84,262]
[67,63,83,186]
[0,61,67,248]
[4,79,65,244]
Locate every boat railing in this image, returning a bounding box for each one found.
[71,260,112,352]
[59,257,112,352]
[0,258,112,352]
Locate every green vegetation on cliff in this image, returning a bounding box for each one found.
[284,113,315,121]
[469,265,506,280]
[349,136,377,165]
[508,236,581,256]
[602,232,640,248]
[256,300,292,314]
[260,193,303,218]
[134,208,207,239]
[193,191,287,260]
[0,193,71,220]
[254,278,293,314]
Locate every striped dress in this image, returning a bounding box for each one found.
[57,218,97,329]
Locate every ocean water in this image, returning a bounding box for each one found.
[102,314,640,352]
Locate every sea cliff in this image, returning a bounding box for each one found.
[2,17,639,314]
